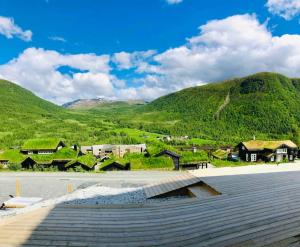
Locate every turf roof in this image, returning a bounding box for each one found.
[0,149,25,163]
[29,147,78,163]
[212,149,229,160]
[65,153,97,169]
[22,138,65,150]
[242,140,297,151]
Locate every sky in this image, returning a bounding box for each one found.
[1,0,300,104]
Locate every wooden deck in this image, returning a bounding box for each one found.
[3,166,300,246]
[143,172,201,198]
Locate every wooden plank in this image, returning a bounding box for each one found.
[144,173,201,198]
[5,170,300,246]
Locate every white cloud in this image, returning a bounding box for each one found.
[0,16,32,41]
[0,48,114,104]
[49,36,66,42]
[6,14,300,104]
[112,50,156,70]
[166,0,183,5]
[136,14,300,93]
[266,0,300,20]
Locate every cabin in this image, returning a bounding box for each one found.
[155,150,181,170]
[21,157,36,169]
[21,138,66,155]
[100,162,130,171]
[0,159,9,165]
[65,160,95,171]
[64,153,97,171]
[212,149,229,160]
[51,159,73,171]
[237,140,298,162]
[80,144,147,158]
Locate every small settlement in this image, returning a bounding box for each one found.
[0,138,147,171]
[0,137,299,172]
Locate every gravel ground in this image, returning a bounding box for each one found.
[63,185,146,205]
[0,184,147,218]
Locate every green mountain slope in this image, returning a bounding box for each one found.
[0,79,68,148]
[0,79,61,114]
[0,80,155,149]
[2,73,300,149]
[143,72,300,142]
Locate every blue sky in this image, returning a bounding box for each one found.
[1,0,300,104]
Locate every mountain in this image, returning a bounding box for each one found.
[143,72,300,143]
[0,79,68,148]
[2,72,300,149]
[63,98,146,109]
[0,79,62,115]
[0,79,147,149]
[62,98,114,109]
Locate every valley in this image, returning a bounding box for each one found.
[1,72,300,171]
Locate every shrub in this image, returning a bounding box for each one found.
[8,163,22,171]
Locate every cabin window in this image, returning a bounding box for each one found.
[270,156,275,162]
[246,153,249,161]
[251,153,257,162]
[38,150,53,154]
[290,155,293,161]
[277,148,287,154]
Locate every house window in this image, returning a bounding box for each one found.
[270,156,275,162]
[246,153,249,161]
[290,155,293,161]
[251,153,257,162]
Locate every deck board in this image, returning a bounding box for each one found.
[143,172,201,198]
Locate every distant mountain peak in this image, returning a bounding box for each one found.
[62,98,113,109]
[62,98,146,109]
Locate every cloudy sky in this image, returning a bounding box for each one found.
[1,0,300,104]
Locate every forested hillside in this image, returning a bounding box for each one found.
[0,79,139,149]
[142,72,300,143]
[1,72,300,149]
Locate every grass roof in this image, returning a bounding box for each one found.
[242,140,298,151]
[100,155,126,169]
[0,149,25,163]
[212,149,229,160]
[29,147,78,163]
[22,138,64,150]
[65,153,97,169]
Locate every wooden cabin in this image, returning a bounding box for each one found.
[237,140,298,162]
[21,157,36,169]
[155,150,181,170]
[21,138,66,155]
[100,162,130,171]
[0,159,9,166]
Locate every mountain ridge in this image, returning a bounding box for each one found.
[143,72,300,142]
[1,72,300,147]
